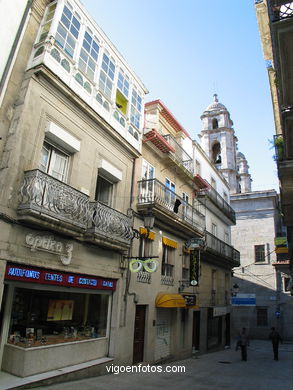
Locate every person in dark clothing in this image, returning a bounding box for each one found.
[269,327,282,360]
[237,327,250,361]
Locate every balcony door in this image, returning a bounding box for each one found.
[165,178,175,209]
[40,142,69,182]
[141,159,155,202]
[95,175,113,206]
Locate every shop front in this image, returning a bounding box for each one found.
[0,263,116,377]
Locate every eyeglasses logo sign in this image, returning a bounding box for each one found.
[129,259,158,273]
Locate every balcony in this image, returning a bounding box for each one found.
[162,134,194,177]
[137,178,205,236]
[197,186,236,225]
[18,170,90,233]
[205,231,240,267]
[29,40,142,153]
[18,170,133,249]
[273,134,293,225]
[85,201,133,250]
[268,1,293,22]
[143,129,175,153]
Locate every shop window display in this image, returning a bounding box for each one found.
[8,287,109,348]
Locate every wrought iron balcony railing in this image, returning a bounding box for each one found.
[161,264,174,286]
[268,1,293,22]
[18,170,133,246]
[88,201,133,245]
[163,134,194,174]
[197,185,236,224]
[137,178,205,233]
[18,169,90,229]
[205,231,240,265]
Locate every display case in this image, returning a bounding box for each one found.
[8,287,109,348]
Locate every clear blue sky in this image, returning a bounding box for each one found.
[81,0,279,191]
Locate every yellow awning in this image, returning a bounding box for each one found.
[162,236,178,249]
[139,227,155,241]
[275,247,289,254]
[155,293,186,308]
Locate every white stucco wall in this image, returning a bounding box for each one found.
[0,0,27,80]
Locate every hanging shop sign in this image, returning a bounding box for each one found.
[5,263,116,291]
[185,238,205,250]
[25,234,73,265]
[183,294,196,306]
[190,251,200,286]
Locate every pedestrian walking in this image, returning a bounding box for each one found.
[269,327,282,360]
[237,327,250,361]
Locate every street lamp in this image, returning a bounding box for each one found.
[231,283,239,297]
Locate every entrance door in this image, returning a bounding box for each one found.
[155,309,171,361]
[192,310,200,350]
[133,305,146,363]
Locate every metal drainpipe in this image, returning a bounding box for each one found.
[0,0,33,96]
[121,157,138,327]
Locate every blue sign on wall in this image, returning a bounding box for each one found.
[231,293,256,306]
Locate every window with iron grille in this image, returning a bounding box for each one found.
[255,245,265,263]
[161,245,174,277]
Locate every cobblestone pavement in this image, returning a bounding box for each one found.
[29,340,293,390]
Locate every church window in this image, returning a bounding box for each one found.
[212,142,221,164]
[212,118,218,129]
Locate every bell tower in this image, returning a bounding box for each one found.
[199,94,238,193]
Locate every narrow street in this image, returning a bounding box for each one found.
[27,340,293,390]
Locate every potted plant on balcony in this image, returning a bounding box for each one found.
[274,136,284,161]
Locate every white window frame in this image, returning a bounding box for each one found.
[165,177,176,206]
[130,87,142,129]
[117,69,129,98]
[38,2,57,43]
[39,142,69,183]
[55,3,81,58]
[78,29,99,81]
[99,52,115,99]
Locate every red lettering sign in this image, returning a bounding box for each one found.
[5,264,116,291]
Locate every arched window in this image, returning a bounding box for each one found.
[212,142,221,164]
[212,118,218,129]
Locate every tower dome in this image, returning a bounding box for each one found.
[205,94,227,112]
[236,151,246,160]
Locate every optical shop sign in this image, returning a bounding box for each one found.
[5,264,116,291]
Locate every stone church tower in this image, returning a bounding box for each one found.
[237,151,252,193]
[199,94,251,194]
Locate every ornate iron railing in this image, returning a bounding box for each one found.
[18,169,90,229]
[161,274,174,286]
[18,170,133,246]
[269,1,293,22]
[197,185,236,223]
[137,271,151,284]
[88,201,133,244]
[163,134,194,174]
[205,231,240,264]
[137,179,205,232]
